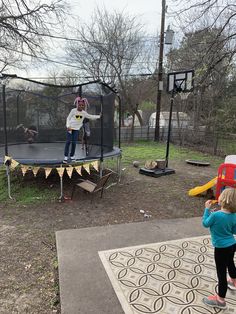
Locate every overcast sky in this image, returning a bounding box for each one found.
[19,0,175,78]
[69,0,165,33]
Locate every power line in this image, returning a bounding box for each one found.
[17,55,159,66]
[7,47,81,69]
[17,28,159,44]
[7,47,159,70]
[5,48,158,80]
[14,73,155,80]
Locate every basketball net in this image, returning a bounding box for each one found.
[179,92,190,100]
[174,79,191,100]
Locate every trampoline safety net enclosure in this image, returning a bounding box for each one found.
[0,77,120,165]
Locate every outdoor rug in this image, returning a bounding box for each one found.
[99,236,236,314]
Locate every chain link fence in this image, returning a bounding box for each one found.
[115,126,236,157]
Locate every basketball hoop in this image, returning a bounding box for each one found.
[167,70,194,95]
[179,92,190,101]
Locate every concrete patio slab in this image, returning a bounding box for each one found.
[56,217,214,314]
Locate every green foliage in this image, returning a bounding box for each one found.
[0,167,58,204]
[53,259,58,269]
[217,138,236,155]
[0,168,7,201]
[214,73,236,133]
[139,101,155,111]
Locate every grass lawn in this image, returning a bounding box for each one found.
[121,140,223,167]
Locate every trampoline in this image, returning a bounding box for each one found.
[0,75,122,199]
[0,142,121,166]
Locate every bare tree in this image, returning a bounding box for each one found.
[0,0,67,71]
[167,28,230,115]
[170,0,236,82]
[66,7,147,117]
[164,0,236,149]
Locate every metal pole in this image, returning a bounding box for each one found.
[154,0,166,142]
[16,93,20,125]
[6,164,13,199]
[59,165,64,202]
[117,154,122,183]
[118,95,121,148]
[165,90,174,168]
[2,83,8,156]
[2,81,12,199]
[79,85,88,155]
[100,94,104,177]
[79,85,82,97]
[37,103,40,132]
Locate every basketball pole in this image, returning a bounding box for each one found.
[165,89,175,168]
[99,93,104,178]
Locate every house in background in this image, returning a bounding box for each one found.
[149,111,190,128]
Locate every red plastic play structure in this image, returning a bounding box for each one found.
[215,163,236,199]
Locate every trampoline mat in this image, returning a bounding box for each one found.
[0,142,121,165]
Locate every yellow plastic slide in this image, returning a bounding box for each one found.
[188,176,218,196]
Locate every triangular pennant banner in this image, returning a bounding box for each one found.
[21,165,29,176]
[75,165,82,176]
[4,156,11,163]
[56,167,65,178]
[45,168,52,178]
[32,167,40,177]
[83,163,90,174]
[10,159,19,170]
[4,155,12,166]
[66,166,74,178]
[91,160,99,172]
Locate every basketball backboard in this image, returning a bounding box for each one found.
[167,70,194,94]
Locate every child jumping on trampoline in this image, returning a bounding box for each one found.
[16,124,38,144]
[202,188,236,310]
[63,96,100,163]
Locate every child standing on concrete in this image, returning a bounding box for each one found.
[202,188,236,310]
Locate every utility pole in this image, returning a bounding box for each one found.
[154,0,166,141]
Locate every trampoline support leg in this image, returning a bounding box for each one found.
[117,155,122,183]
[59,169,64,202]
[100,161,103,178]
[6,165,13,199]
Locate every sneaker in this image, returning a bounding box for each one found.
[70,156,76,162]
[63,157,68,164]
[202,295,227,310]
[228,278,236,290]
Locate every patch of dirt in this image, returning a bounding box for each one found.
[0,160,217,313]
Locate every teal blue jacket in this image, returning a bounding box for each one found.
[202,208,236,248]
